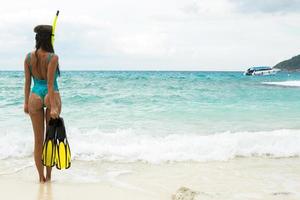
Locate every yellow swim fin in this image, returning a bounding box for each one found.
[55,118,71,170]
[42,119,57,167]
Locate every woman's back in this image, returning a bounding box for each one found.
[28,50,52,80]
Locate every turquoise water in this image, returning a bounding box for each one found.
[1,71,300,162]
[61,71,300,134]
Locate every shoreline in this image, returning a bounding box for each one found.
[1,157,300,200]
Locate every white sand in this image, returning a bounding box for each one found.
[1,157,300,200]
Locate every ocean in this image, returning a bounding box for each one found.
[1,71,300,164]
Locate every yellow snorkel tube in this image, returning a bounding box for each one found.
[51,10,59,46]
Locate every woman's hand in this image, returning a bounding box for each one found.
[50,106,59,119]
[24,103,29,114]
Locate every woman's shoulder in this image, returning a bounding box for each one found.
[26,51,36,56]
[25,51,34,63]
[25,51,37,59]
[48,53,59,62]
[50,52,58,57]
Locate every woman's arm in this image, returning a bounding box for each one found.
[47,54,59,118]
[24,55,31,114]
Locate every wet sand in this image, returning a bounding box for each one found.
[1,157,300,200]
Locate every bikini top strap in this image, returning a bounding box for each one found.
[48,53,54,63]
[26,52,32,74]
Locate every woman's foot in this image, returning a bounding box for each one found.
[46,174,51,182]
[40,176,46,183]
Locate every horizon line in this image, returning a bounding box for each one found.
[0,69,245,72]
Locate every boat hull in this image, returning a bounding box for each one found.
[244,69,280,76]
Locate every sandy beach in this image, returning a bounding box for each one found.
[1,157,299,200]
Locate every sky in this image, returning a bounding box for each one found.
[0,0,300,71]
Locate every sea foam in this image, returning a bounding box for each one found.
[263,81,300,87]
[1,128,299,163]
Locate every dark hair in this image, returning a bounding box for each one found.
[34,29,60,76]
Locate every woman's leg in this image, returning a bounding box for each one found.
[44,92,61,181]
[45,108,53,181]
[28,93,45,183]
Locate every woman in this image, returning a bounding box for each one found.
[24,25,61,182]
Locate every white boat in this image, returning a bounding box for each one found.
[244,67,280,76]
